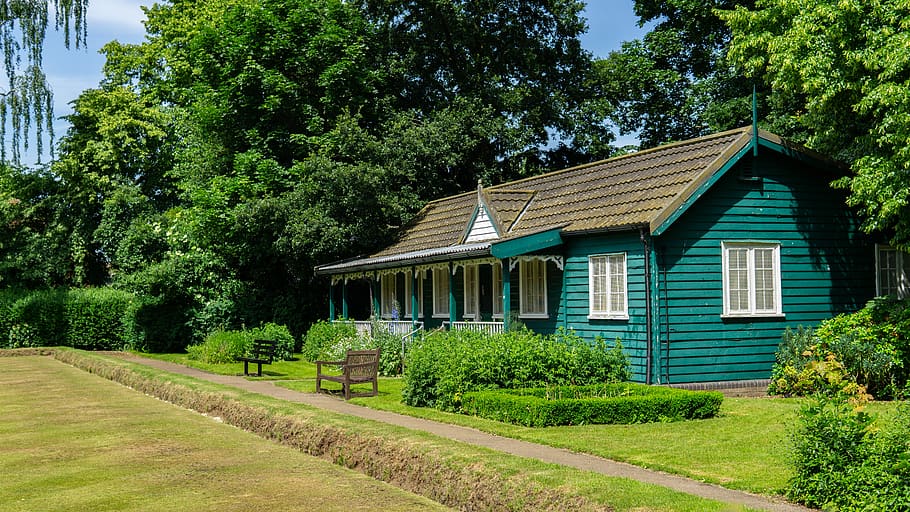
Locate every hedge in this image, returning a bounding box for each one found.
[1,288,135,350]
[461,383,724,426]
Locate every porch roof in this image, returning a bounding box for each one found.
[316,126,842,276]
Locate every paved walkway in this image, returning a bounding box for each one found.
[120,355,810,512]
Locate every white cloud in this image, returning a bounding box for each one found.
[85,0,147,37]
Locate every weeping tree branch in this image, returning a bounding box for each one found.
[0,0,87,164]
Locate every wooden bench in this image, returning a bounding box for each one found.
[237,339,276,376]
[315,348,380,400]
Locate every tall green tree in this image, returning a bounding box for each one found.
[723,0,910,245]
[1,0,88,163]
[597,0,755,148]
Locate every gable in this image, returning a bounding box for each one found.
[464,204,499,243]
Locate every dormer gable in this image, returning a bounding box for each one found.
[462,181,501,243]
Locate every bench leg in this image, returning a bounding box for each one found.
[343,382,351,400]
[243,360,249,376]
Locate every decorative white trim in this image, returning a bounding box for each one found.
[452,257,499,274]
[509,255,563,271]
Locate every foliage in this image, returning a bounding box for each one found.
[303,319,405,376]
[302,320,359,362]
[461,383,723,427]
[0,0,88,164]
[186,322,295,364]
[401,328,630,411]
[724,0,910,246]
[63,287,133,350]
[789,393,910,511]
[0,287,134,350]
[186,329,249,364]
[596,0,756,149]
[771,300,908,398]
[247,322,295,362]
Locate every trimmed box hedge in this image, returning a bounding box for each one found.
[461,383,724,427]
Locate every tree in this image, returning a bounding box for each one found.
[597,0,755,148]
[723,0,910,245]
[0,0,88,163]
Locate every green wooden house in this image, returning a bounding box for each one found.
[315,127,880,385]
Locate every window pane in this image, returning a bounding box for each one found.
[464,265,478,317]
[608,254,625,313]
[590,256,607,314]
[879,248,899,297]
[492,263,503,316]
[753,248,775,311]
[381,274,397,318]
[433,268,449,316]
[727,248,750,312]
[522,259,547,315]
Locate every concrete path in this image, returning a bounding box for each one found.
[120,355,810,512]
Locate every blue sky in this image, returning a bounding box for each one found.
[28,0,647,164]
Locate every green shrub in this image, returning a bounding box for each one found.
[772,302,906,398]
[248,322,295,362]
[64,288,134,350]
[187,329,249,364]
[461,383,723,426]
[402,328,630,410]
[789,394,910,510]
[186,322,296,364]
[8,289,67,346]
[302,320,358,361]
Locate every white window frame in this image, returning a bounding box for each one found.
[492,262,503,319]
[404,272,424,318]
[588,253,629,320]
[721,242,783,318]
[463,264,479,319]
[432,268,450,318]
[876,244,910,298]
[519,259,548,318]
[380,273,398,319]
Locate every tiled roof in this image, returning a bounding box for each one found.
[317,127,822,274]
[369,127,752,259]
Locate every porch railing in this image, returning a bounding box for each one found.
[450,321,504,335]
[342,320,423,338]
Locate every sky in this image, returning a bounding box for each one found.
[26,0,648,165]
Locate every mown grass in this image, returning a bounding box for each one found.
[0,355,447,512]
[139,351,903,500]
[40,351,755,512]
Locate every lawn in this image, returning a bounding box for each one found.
[23,351,764,512]
[0,355,448,512]
[138,351,903,499]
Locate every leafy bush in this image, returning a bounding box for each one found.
[64,288,134,350]
[186,323,296,364]
[771,301,907,398]
[248,322,295,362]
[0,288,136,350]
[8,289,67,346]
[302,320,358,361]
[789,394,910,510]
[302,319,405,376]
[402,328,630,410]
[187,329,248,364]
[461,383,723,426]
